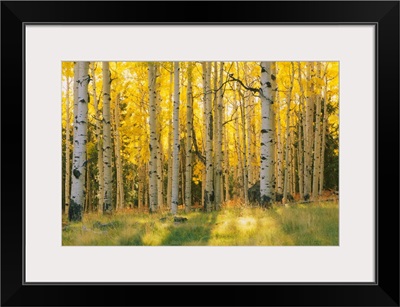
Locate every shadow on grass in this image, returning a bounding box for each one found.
[276,204,339,246]
[160,211,219,246]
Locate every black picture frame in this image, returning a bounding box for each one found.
[1,1,399,306]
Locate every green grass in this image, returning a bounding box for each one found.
[62,202,339,246]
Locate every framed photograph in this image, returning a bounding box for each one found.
[2,1,399,306]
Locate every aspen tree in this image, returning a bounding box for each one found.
[275,90,284,195]
[259,61,274,207]
[319,63,329,195]
[171,61,180,214]
[283,63,295,201]
[102,62,113,213]
[90,63,104,213]
[185,63,193,212]
[214,62,224,209]
[148,62,158,213]
[156,66,164,209]
[69,61,89,221]
[113,93,124,209]
[312,62,322,199]
[203,62,214,212]
[64,74,71,215]
[166,70,174,209]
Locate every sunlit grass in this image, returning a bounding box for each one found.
[62,202,338,246]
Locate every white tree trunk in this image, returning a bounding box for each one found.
[113,94,124,209]
[234,98,243,198]
[259,61,274,207]
[68,62,79,216]
[102,62,113,213]
[290,121,296,195]
[319,67,329,195]
[269,62,278,194]
[64,75,71,215]
[275,90,284,195]
[171,61,180,215]
[90,63,104,214]
[312,62,322,199]
[85,154,91,212]
[185,63,193,213]
[155,66,164,209]
[239,96,249,204]
[224,112,230,202]
[180,147,185,209]
[246,96,254,186]
[244,63,254,187]
[283,63,295,201]
[166,71,173,209]
[214,62,224,209]
[297,105,304,199]
[304,62,314,198]
[203,62,214,212]
[69,61,89,221]
[148,62,158,213]
[235,64,249,205]
[73,62,79,122]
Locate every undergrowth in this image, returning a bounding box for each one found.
[62,202,339,246]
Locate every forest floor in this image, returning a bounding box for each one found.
[62,201,339,246]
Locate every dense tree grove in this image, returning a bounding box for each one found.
[62,61,339,221]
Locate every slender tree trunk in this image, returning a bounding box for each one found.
[113,94,124,209]
[138,165,143,210]
[233,73,243,199]
[269,62,279,195]
[185,63,193,212]
[224,115,230,202]
[234,103,243,198]
[283,63,295,201]
[297,106,304,199]
[102,62,113,214]
[232,75,244,198]
[275,90,284,195]
[213,63,218,207]
[319,68,329,195]
[155,67,164,209]
[180,144,185,208]
[67,62,79,216]
[259,61,274,207]
[144,163,149,210]
[64,75,71,215]
[148,63,159,212]
[73,63,79,122]
[171,61,180,215]
[69,61,89,221]
[148,62,158,213]
[305,62,315,200]
[85,152,91,212]
[214,62,224,209]
[91,63,104,214]
[247,95,254,186]
[239,94,249,204]
[251,98,260,191]
[203,62,214,212]
[236,64,249,204]
[312,62,322,199]
[290,121,296,195]
[166,128,173,209]
[299,62,313,200]
[166,71,173,209]
[243,63,254,187]
[157,145,163,209]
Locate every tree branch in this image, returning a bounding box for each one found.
[191,126,206,165]
[228,75,260,95]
